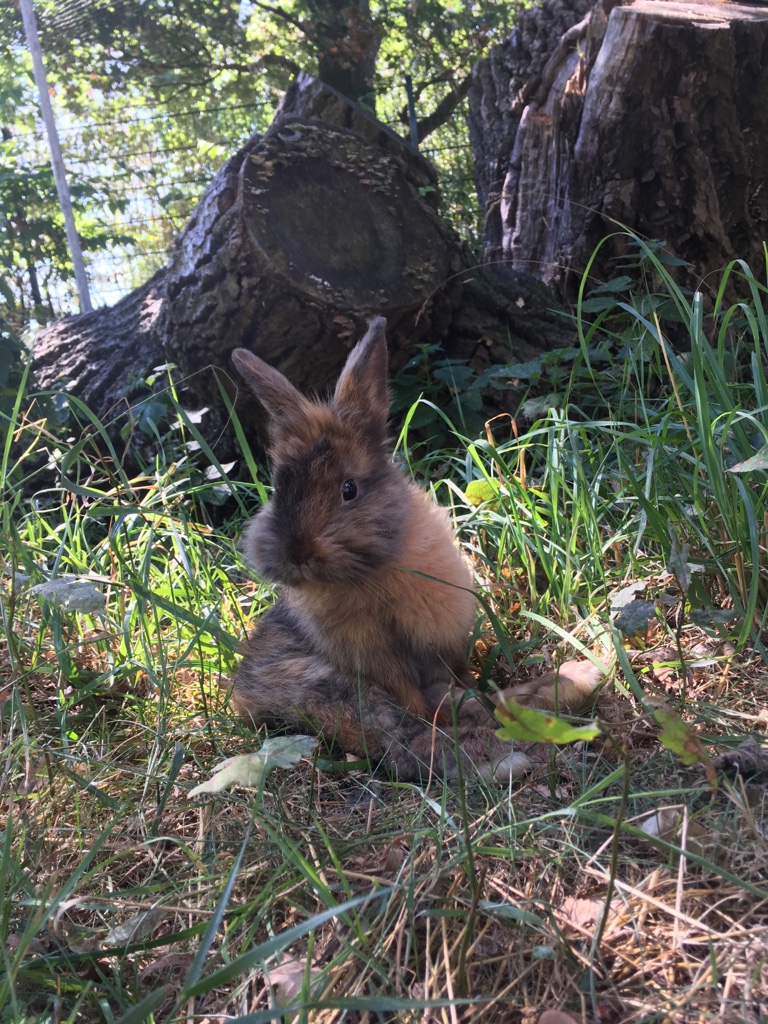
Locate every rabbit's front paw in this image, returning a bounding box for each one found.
[475,750,532,782]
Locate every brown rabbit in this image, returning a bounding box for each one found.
[231,317,601,781]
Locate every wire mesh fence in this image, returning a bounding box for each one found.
[6,98,274,314]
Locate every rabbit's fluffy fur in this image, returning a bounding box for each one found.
[231,317,601,781]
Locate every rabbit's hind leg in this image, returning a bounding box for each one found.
[237,650,467,780]
[447,662,605,782]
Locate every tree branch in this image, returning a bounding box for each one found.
[412,74,472,144]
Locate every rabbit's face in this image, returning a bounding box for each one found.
[233,318,409,588]
[243,411,410,586]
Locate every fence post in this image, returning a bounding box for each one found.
[18,0,93,313]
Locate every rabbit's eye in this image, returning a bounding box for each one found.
[341,479,358,501]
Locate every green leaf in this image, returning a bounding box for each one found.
[728,443,768,473]
[494,700,600,745]
[588,275,634,295]
[465,479,500,507]
[653,709,717,786]
[688,607,738,630]
[502,359,543,380]
[580,296,620,313]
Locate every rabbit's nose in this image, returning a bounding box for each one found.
[287,536,313,565]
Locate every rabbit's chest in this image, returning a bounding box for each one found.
[287,572,468,679]
[289,586,402,658]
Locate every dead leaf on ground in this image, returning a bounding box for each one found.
[713,736,768,780]
[610,581,647,609]
[558,896,624,934]
[379,838,406,874]
[537,1011,579,1024]
[614,599,657,637]
[638,807,712,860]
[266,956,321,1005]
[188,735,317,798]
[67,908,167,953]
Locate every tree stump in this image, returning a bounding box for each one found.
[469,0,768,301]
[31,73,571,464]
[468,0,595,264]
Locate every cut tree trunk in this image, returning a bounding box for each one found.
[469,0,768,301]
[467,0,595,263]
[32,73,571,465]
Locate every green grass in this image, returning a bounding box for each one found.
[1,239,768,1022]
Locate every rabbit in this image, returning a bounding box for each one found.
[230,316,602,782]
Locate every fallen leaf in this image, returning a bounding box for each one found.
[559,896,623,932]
[653,708,717,787]
[188,736,317,798]
[639,807,712,859]
[667,537,690,594]
[610,581,646,609]
[689,607,738,632]
[477,900,545,928]
[379,839,406,875]
[69,908,166,953]
[267,957,321,1005]
[495,700,600,745]
[614,599,657,637]
[651,664,676,687]
[639,807,680,841]
[531,945,556,960]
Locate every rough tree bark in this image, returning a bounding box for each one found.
[469,0,768,301]
[468,0,595,264]
[32,72,570,461]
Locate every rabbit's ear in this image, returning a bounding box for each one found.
[333,316,389,430]
[232,348,311,425]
